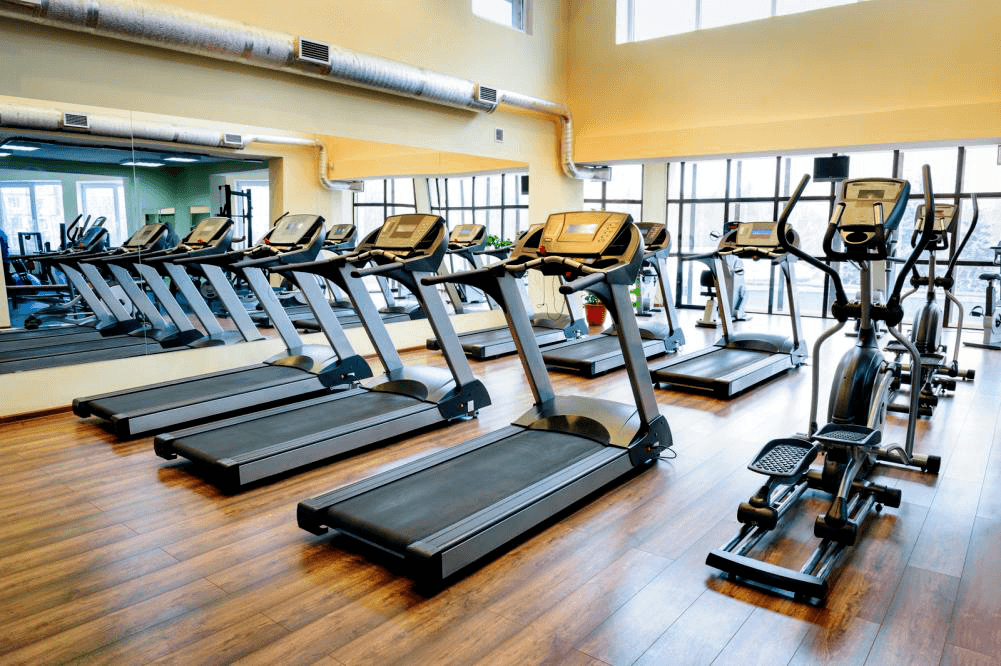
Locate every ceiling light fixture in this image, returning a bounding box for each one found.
[164,156,199,163]
[121,161,165,167]
[0,152,10,158]
[3,144,40,152]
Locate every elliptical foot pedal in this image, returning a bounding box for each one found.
[748,437,819,480]
[813,424,881,449]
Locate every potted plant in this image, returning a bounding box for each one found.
[583,292,607,327]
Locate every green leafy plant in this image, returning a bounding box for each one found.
[583,292,602,305]
[486,235,513,248]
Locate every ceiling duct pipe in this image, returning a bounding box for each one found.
[0,0,609,181]
[0,102,361,191]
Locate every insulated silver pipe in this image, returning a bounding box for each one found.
[0,0,606,180]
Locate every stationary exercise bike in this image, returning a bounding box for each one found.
[966,240,1001,350]
[707,167,941,603]
[695,223,749,328]
[886,196,978,416]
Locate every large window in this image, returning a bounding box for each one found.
[472,0,526,31]
[353,178,417,240]
[667,143,1001,327]
[617,0,866,43]
[429,172,529,243]
[0,181,65,253]
[584,164,644,222]
[76,180,128,245]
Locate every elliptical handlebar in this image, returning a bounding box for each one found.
[777,174,849,305]
[943,193,979,281]
[888,165,937,307]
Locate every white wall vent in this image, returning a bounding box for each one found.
[62,113,90,129]
[476,85,499,111]
[222,133,244,147]
[297,38,331,67]
[494,128,504,143]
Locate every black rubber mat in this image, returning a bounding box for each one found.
[0,325,96,341]
[325,430,605,550]
[172,391,423,460]
[85,365,309,415]
[655,348,771,380]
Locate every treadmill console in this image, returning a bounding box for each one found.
[374,214,442,250]
[637,222,670,253]
[266,215,325,247]
[185,217,232,247]
[326,224,356,243]
[539,211,631,257]
[122,223,169,250]
[448,223,485,246]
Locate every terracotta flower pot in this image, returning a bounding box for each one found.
[584,303,607,327]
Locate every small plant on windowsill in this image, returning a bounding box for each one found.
[583,291,607,327]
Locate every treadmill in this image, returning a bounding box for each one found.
[0,222,112,345]
[297,211,672,585]
[72,214,362,437]
[649,221,808,398]
[0,224,178,373]
[541,222,685,376]
[151,214,491,491]
[426,224,588,360]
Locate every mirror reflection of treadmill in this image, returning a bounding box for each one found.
[648,220,808,398]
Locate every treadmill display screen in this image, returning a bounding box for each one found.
[188,218,226,244]
[391,222,419,237]
[376,215,441,249]
[270,215,320,245]
[566,224,599,236]
[751,228,771,236]
[124,224,163,248]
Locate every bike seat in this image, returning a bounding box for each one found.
[979,273,1001,282]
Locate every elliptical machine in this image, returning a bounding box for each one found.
[965,241,1001,350]
[886,196,978,416]
[706,167,942,603]
[695,223,749,328]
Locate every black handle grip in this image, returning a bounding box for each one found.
[944,193,979,279]
[559,271,605,295]
[890,165,937,301]
[351,261,402,278]
[422,264,498,286]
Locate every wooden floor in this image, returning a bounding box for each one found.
[2,311,1000,665]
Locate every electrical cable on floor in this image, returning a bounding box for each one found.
[658,448,677,460]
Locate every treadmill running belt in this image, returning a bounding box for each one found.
[545,335,622,362]
[172,391,424,460]
[0,329,104,352]
[661,348,772,379]
[85,365,311,416]
[325,430,604,550]
[0,335,152,362]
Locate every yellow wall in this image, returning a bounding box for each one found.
[567,0,1001,161]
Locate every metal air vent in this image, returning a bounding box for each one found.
[62,113,90,130]
[222,133,244,148]
[494,128,504,143]
[297,38,331,67]
[476,85,499,110]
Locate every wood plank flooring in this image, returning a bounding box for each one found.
[1,311,999,665]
